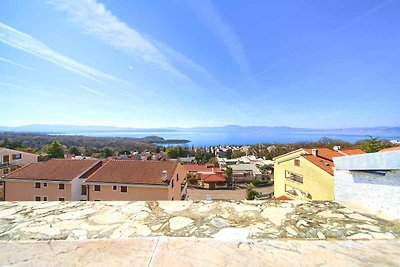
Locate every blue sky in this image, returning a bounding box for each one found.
[0,0,399,128]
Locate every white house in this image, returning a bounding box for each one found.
[333,150,400,219]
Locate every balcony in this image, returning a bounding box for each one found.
[0,162,18,168]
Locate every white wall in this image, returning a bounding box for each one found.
[334,169,400,219]
[71,177,82,201]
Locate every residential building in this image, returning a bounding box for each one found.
[230,164,262,181]
[85,160,188,201]
[274,147,365,200]
[333,149,400,219]
[183,164,222,175]
[179,156,195,164]
[2,159,102,201]
[198,173,227,189]
[0,147,38,176]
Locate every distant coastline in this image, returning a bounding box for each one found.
[1,124,400,147]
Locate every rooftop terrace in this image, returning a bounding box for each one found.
[0,201,399,266]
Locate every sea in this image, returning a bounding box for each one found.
[59,129,400,147]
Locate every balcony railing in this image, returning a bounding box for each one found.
[0,162,17,168]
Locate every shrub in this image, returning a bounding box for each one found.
[246,189,260,200]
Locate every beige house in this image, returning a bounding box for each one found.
[0,147,38,176]
[85,160,188,201]
[2,159,102,201]
[274,148,364,201]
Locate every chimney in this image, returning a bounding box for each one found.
[333,146,341,151]
[162,170,168,182]
[311,149,318,157]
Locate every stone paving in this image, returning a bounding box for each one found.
[1,238,400,266]
[0,201,399,241]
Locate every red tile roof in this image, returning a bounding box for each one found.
[302,148,364,176]
[301,154,335,176]
[273,195,291,201]
[5,159,101,181]
[86,160,179,185]
[183,164,221,173]
[200,173,226,183]
[379,146,400,152]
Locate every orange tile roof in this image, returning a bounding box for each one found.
[303,148,342,161]
[183,164,221,173]
[273,195,291,201]
[380,146,400,152]
[301,154,335,176]
[5,159,101,181]
[301,148,364,176]
[200,173,226,182]
[86,160,179,185]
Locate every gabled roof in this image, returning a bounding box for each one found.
[301,148,365,175]
[5,159,101,181]
[183,164,221,173]
[200,173,226,182]
[86,160,179,185]
[301,154,335,175]
[380,146,400,152]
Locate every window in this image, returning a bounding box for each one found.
[3,169,9,175]
[34,182,41,188]
[35,196,41,201]
[58,183,65,190]
[294,159,300,166]
[171,197,174,201]
[176,173,179,181]
[12,154,16,160]
[120,186,128,193]
[58,197,65,201]
[43,183,48,188]
[3,155,9,163]
[112,185,118,191]
[81,185,87,195]
[171,179,174,188]
[285,171,303,184]
[94,185,101,191]
[15,154,22,160]
[43,196,48,201]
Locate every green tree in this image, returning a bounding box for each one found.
[246,189,260,200]
[356,136,392,153]
[225,149,232,159]
[224,167,233,186]
[45,142,65,159]
[69,146,81,156]
[166,147,179,159]
[102,148,114,158]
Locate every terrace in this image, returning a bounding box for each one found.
[0,200,399,266]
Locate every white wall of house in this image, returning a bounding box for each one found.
[333,151,400,219]
[70,177,82,201]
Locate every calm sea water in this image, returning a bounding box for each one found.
[62,129,400,147]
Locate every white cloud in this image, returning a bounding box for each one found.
[78,85,112,99]
[46,0,191,82]
[0,22,125,83]
[0,56,34,71]
[188,0,251,76]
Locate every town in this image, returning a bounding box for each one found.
[1,136,399,218]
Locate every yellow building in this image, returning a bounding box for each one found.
[273,148,364,201]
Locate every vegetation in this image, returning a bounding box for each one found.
[0,132,158,157]
[45,142,65,159]
[224,167,233,186]
[355,136,393,153]
[69,146,82,156]
[165,146,191,159]
[249,136,396,159]
[251,180,273,187]
[246,189,260,200]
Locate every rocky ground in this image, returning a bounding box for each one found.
[0,201,399,241]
